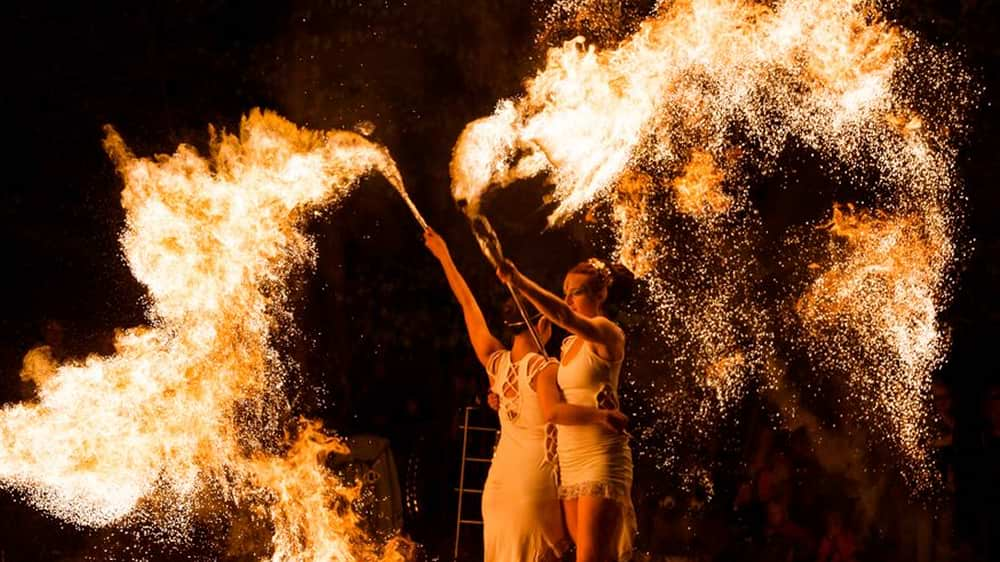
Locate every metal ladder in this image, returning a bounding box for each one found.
[452,405,499,561]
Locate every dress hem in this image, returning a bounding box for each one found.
[558,479,631,504]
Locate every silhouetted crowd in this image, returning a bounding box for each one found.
[629,379,1000,562]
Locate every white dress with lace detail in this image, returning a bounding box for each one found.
[481,350,567,562]
[556,335,636,560]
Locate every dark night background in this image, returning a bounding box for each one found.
[1,1,998,561]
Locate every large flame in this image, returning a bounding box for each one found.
[451,0,915,223]
[1,109,409,560]
[450,0,970,482]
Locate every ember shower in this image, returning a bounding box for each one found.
[451,0,974,488]
[0,110,409,561]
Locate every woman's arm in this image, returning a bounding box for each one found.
[425,229,503,367]
[535,362,627,431]
[498,260,623,359]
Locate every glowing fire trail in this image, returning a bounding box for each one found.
[1,109,410,561]
[451,0,972,484]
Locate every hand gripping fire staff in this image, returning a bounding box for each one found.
[467,214,549,359]
[389,172,544,359]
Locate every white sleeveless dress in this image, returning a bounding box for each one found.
[556,335,636,560]
[481,350,567,562]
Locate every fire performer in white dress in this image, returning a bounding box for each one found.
[498,257,636,562]
[425,229,624,562]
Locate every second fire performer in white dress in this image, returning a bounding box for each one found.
[425,229,625,562]
[499,257,637,562]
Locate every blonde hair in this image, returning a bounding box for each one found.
[568,257,614,294]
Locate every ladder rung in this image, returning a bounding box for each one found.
[454,488,483,493]
[459,519,483,525]
[458,425,498,432]
[465,457,492,463]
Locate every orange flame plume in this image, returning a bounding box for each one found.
[450,0,971,481]
[2,109,411,560]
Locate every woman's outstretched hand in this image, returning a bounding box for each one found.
[424,228,450,262]
[486,392,500,412]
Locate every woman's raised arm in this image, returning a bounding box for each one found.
[425,228,503,368]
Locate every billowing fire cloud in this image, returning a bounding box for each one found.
[451,0,971,483]
[1,109,409,560]
[451,0,961,216]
